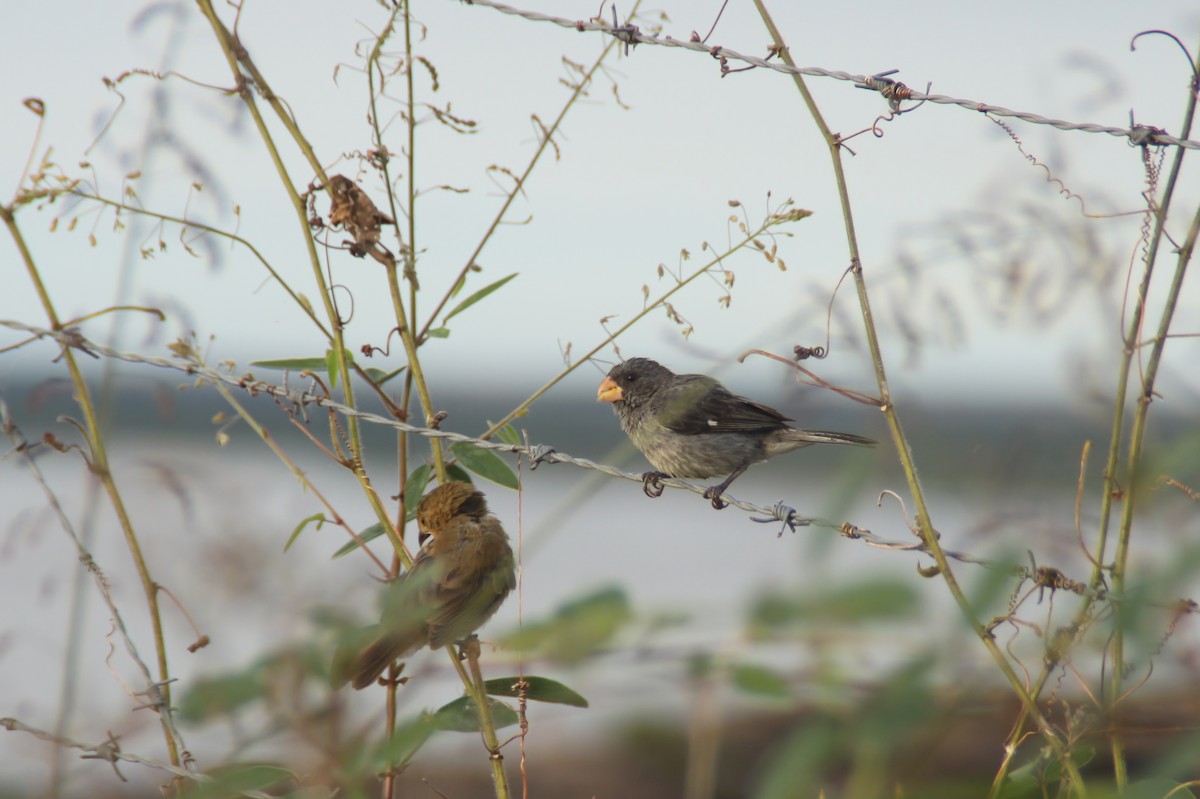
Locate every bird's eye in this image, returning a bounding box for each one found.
[626,373,637,381]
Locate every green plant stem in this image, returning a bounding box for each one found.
[361,4,448,489]
[452,645,511,799]
[991,44,1200,794]
[192,1,354,398]
[191,0,410,554]
[1110,195,1200,788]
[1103,46,1199,790]
[751,2,1087,793]
[383,260,448,486]
[415,28,628,343]
[70,193,404,416]
[1,209,182,771]
[480,217,787,440]
[360,10,505,796]
[206,371,400,569]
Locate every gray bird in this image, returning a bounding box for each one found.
[597,357,874,508]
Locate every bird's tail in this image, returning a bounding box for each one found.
[785,429,876,447]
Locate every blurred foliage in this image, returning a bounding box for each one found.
[501,586,633,663]
[748,577,921,634]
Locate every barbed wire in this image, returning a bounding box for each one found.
[3,319,1001,570]
[0,718,271,799]
[458,0,1198,150]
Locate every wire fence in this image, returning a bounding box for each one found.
[458,0,1200,150]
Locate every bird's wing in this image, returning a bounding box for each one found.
[654,374,789,435]
[378,544,443,637]
[426,517,514,648]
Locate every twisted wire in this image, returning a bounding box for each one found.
[459,0,1199,150]
[5,319,991,569]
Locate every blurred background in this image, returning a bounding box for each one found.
[2,1,1200,796]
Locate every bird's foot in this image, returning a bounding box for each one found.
[641,471,669,498]
[379,662,409,688]
[456,634,482,661]
[702,486,729,510]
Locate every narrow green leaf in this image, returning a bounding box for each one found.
[370,713,436,770]
[431,696,519,732]
[186,765,294,799]
[332,465,433,558]
[403,464,432,521]
[250,357,328,372]
[325,348,338,388]
[427,327,451,339]
[331,521,388,559]
[731,663,791,699]
[362,367,389,383]
[179,673,264,722]
[443,273,518,323]
[451,442,518,489]
[483,676,589,708]
[446,463,473,484]
[502,586,631,663]
[1123,780,1197,799]
[750,579,919,629]
[284,513,327,552]
[489,421,522,447]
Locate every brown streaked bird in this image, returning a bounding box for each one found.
[345,481,515,690]
[598,357,875,509]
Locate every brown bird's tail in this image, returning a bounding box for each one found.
[347,629,425,690]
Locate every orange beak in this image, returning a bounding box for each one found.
[597,376,623,404]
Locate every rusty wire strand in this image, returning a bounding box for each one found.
[459,0,1200,150]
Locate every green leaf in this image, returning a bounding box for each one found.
[446,463,473,483]
[427,327,451,339]
[1124,780,1197,799]
[331,521,389,559]
[284,513,326,552]
[179,673,264,722]
[362,367,392,384]
[750,579,919,630]
[443,273,518,323]
[489,421,522,447]
[403,464,433,520]
[751,720,839,799]
[731,663,791,699]
[451,442,518,489]
[186,765,294,799]
[370,713,436,770]
[250,357,328,372]
[325,348,338,388]
[332,465,430,558]
[483,676,589,708]
[502,586,631,663]
[431,695,519,732]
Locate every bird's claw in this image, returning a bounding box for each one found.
[702,486,728,510]
[456,634,482,661]
[641,471,668,498]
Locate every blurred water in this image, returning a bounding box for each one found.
[2,399,1199,794]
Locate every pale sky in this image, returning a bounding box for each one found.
[2,0,1198,409]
